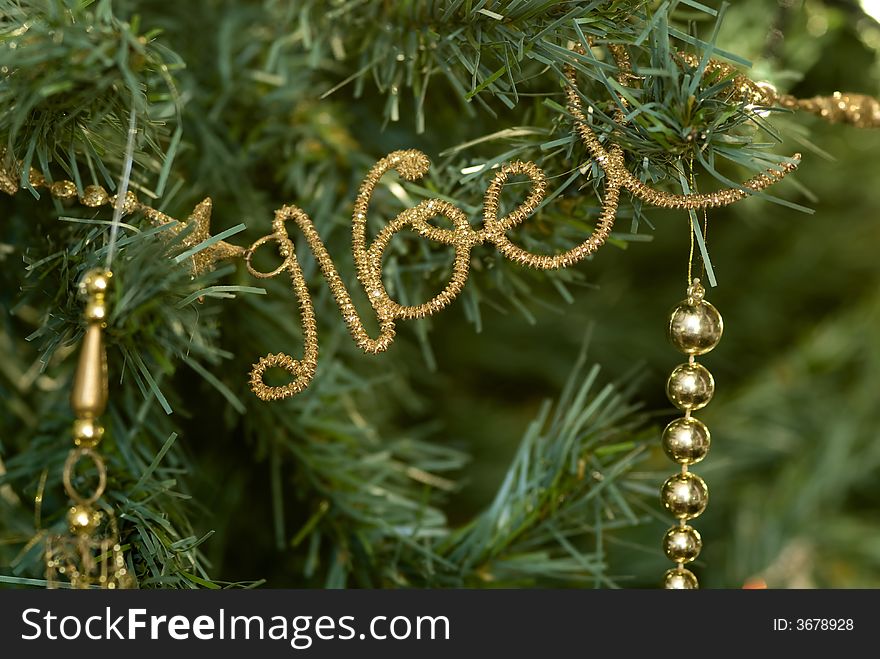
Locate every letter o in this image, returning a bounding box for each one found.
[390,616,411,640]
[60,616,82,640]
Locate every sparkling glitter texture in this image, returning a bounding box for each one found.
[678,52,880,129]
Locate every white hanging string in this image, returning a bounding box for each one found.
[104,104,138,270]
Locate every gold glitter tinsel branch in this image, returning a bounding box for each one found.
[564,44,801,211]
[678,52,880,128]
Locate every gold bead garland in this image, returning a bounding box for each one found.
[661,278,723,589]
[46,269,133,589]
[0,166,244,276]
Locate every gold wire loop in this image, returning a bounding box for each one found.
[481,160,548,233]
[245,233,293,279]
[62,448,107,506]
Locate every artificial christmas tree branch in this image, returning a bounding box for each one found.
[3,0,878,589]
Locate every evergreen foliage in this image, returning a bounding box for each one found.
[2,0,879,588]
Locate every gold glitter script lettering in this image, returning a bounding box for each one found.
[0,45,811,402]
[242,46,802,401]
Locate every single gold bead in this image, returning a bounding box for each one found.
[661,472,708,519]
[73,418,104,448]
[663,524,702,563]
[81,184,110,207]
[28,167,46,188]
[67,504,102,535]
[664,566,699,589]
[49,180,78,200]
[110,190,139,214]
[668,298,723,355]
[79,269,112,298]
[84,300,107,323]
[666,363,714,411]
[662,417,710,464]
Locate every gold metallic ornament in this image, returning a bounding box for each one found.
[664,566,699,590]
[72,418,105,448]
[660,280,718,589]
[48,268,132,589]
[663,524,702,563]
[0,169,242,275]
[662,417,710,465]
[0,42,803,402]
[240,39,796,402]
[70,269,111,418]
[661,472,708,520]
[668,298,723,355]
[666,362,715,411]
[67,504,102,535]
[564,44,800,212]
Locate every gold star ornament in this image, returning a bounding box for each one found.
[141,198,245,276]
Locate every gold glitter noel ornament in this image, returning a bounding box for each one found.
[0,43,802,404]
